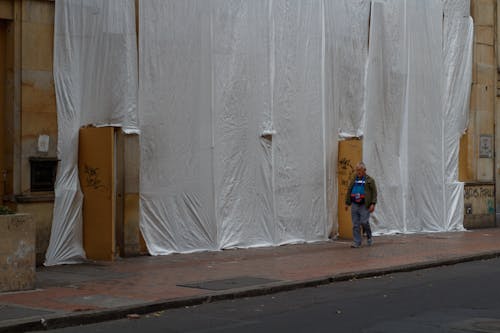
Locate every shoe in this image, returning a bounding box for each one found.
[350,243,361,248]
[367,238,373,246]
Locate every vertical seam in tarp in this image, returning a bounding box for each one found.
[440,6,447,233]
[209,2,218,248]
[402,0,409,233]
[321,0,328,234]
[269,0,277,244]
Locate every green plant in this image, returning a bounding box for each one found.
[0,206,14,215]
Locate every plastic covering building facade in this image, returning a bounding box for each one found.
[0,0,496,266]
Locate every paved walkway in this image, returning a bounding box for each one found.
[1,228,500,332]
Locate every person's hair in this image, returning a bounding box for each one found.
[356,162,366,171]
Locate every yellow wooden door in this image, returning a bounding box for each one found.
[78,126,115,261]
[337,139,362,240]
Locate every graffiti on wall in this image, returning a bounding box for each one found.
[338,158,354,189]
[464,185,495,215]
[464,186,494,200]
[83,164,105,190]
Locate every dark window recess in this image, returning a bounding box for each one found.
[30,157,58,192]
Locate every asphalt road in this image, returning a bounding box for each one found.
[41,257,500,333]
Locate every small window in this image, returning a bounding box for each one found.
[30,157,58,192]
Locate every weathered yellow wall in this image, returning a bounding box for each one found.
[2,3,16,198]
[459,135,474,181]
[20,0,56,194]
[461,0,496,182]
[459,0,498,228]
[0,1,57,264]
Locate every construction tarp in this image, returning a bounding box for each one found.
[330,0,371,138]
[138,0,472,254]
[48,0,473,264]
[364,0,472,234]
[443,0,473,229]
[46,0,138,265]
[138,0,332,254]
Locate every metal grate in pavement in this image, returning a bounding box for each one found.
[178,276,282,291]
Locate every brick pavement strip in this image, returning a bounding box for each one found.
[1,229,500,332]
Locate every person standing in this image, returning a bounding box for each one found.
[345,162,377,248]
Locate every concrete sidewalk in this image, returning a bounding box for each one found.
[1,228,500,332]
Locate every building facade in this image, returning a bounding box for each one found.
[0,0,497,265]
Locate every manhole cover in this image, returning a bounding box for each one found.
[178,276,281,291]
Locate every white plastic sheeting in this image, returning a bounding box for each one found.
[212,1,275,248]
[271,1,328,244]
[363,0,407,234]
[139,1,217,254]
[48,0,473,262]
[139,0,472,254]
[323,0,371,232]
[364,0,472,234]
[443,0,473,229]
[46,0,138,265]
[139,0,333,254]
[329,0,371,138]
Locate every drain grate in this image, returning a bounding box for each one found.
[178,276,281,291]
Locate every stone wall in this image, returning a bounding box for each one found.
[20,0,57,193]
[0,0,56,261]
[16,202,53,265]
[460,0,498,228]
[0,214,35,292]
[461,0,496,182]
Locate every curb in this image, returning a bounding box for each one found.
[1,250,499,332]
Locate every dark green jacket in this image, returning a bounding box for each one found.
[345,174,377,209]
